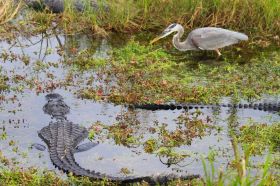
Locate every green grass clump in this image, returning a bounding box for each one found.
[0,167,67,186]
[23,0,280,38]
[0,167,118,186]
[0,0,22,25]
[0,69,9,92]
[105,40,182,103]
[239,122,280,155]
[69,49,107,70]
[200,151,279,186]
[83,40,280,104]
[0,78,8,91]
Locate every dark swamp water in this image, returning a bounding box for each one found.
[0,30,279,179]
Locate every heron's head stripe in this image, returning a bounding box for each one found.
[169,23,177,29]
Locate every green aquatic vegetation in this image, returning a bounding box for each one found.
[0,151,10,166]
[120,167,133,175]
[0,166,116,186]
[142,111,217,163]
[192,52,280,101]
[106,40,191,103]
[33,60,49,72]
[0,131,7,140]
[155,111,215,147]
[154,147,191,166]
[97,40,280,104]
[91,110,216,163]
[102,111,143,147]
[78,87,102,100]
[238,122,280,155]
[69,49,107,70]
[0,69,9,92]
[107,124,141,147]
[0,76,9,91]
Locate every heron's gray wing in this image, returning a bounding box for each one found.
[190,29,241,50]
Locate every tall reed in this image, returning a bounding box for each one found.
[0,0,22,25]
[30,0,280,36]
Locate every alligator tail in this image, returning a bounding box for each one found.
[39,121,199,185]
[51,152,199,185]
[48,147,199,185]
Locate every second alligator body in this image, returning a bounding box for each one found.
[131,102,280,112]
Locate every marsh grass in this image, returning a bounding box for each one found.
[0,0,22,25]
[0,167,116,186]
[200,152,279,186]
[200,124,280,186]
[24,0,280,38]
[78,40,280,104]
[99,0,280,33]
[239,122,280,155]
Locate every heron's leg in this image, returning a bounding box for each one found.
[215,49,222,57]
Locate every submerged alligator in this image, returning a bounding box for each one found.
[130,102,280,112]
[34,93,199,185]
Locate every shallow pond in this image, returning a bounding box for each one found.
[0,30,279,179]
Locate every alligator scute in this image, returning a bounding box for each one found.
[130,102,280,112]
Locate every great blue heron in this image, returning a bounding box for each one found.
[150,23,248,57]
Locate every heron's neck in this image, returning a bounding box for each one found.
[172,26,195,51]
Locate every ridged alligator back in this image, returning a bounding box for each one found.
[38,121,92,176]
[131,102,280,112]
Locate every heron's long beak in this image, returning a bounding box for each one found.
[150,30,173,44]
[150,36,162,44]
